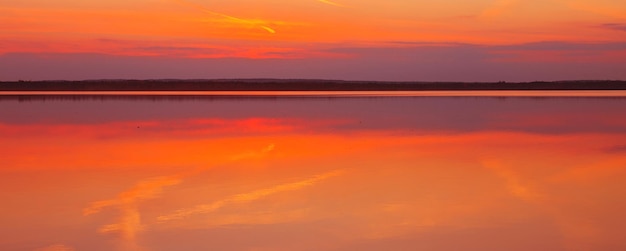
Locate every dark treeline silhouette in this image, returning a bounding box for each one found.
[1,79,626,91]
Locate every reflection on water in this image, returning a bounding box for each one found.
[1,94,626,251]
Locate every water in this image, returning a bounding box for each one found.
[1,93,626,251]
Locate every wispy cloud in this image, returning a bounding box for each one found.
[562,0,626,19]
[604,144,626,153]
[479,0,519,19]
[157,169,344,223]
[171,0,276,34]
[600,23,626,32]
[318,0,346,7]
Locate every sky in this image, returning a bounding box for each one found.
[1,0,626,81]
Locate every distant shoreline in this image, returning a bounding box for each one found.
[1,79,625,91]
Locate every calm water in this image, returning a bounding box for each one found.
[1,93,626,251]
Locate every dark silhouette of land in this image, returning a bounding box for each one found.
[1,79,625,91]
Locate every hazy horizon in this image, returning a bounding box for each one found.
[2,43,626,82]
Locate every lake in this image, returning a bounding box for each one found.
[1,92,626,251]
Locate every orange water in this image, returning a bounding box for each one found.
[1,96,625,251]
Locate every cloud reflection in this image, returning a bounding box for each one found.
[230,143,276,161]
[157,169,344,223]
[83,143,278,250]
[482,159,542,202]
[83,176,182,250]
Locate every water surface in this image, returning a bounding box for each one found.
[1,94,626,251]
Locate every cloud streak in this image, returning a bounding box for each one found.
[156,169,344,223]
[318,0,345,7]
[171,0,276,34]
[601,23,626,32]
[604,144,626,154]
[480,0,519,19]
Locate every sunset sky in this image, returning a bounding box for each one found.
[1,0,626,81]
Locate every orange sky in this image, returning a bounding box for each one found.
[1,0,626,81]
[2,0,626,53]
